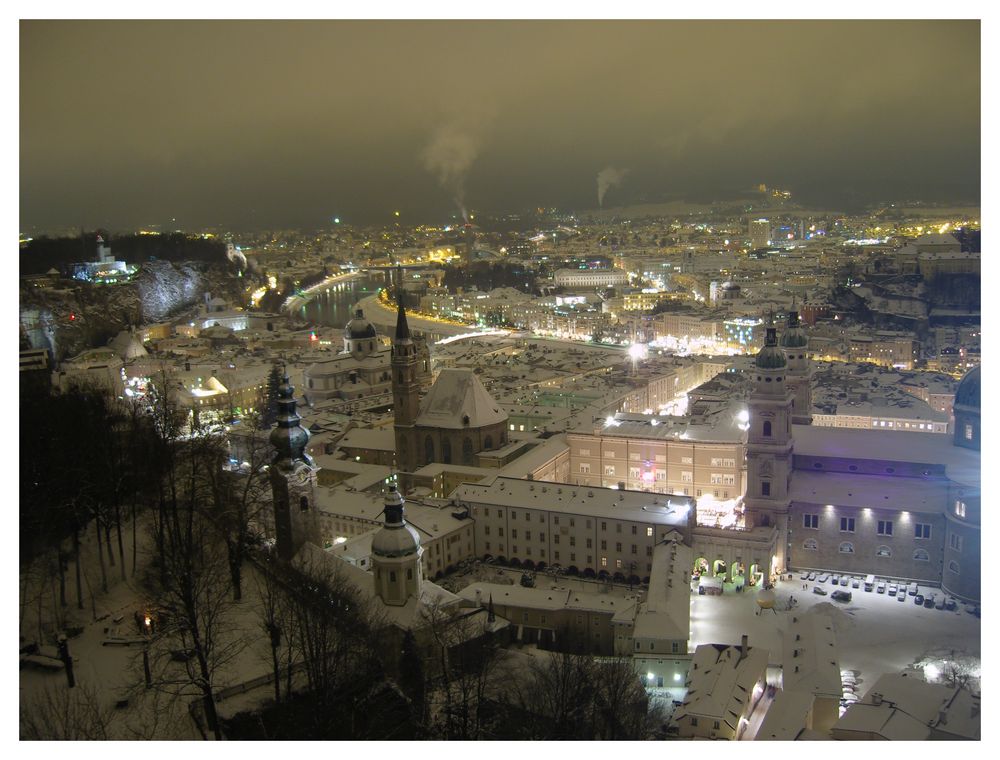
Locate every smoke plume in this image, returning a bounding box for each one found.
[597,166,629,207]
[422,124,480,221]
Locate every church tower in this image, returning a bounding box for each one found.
[270,374,320,561]
[780,309,812,425]
[371,486,423,606]
[392,269,421,475]
[744,327,794,572]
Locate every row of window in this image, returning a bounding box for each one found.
[481,543,656,572]
[802,538,916,558]
[802,514,932,539]
[479,508,657,538]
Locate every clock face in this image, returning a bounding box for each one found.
[292,463,313,485]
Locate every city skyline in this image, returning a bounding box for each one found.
[20,19,980,231]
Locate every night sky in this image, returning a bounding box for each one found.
[20,20,980,230]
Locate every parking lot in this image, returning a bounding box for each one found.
[689,574,981,697]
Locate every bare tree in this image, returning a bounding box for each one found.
[419,601,503,739]
[20,683,117,740]
[143,428,247,740]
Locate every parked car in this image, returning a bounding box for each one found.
[888,584,898,595]
[945,598,957,612]
[851,577,861,588]
[842,693,859,704]
[908,583,919,596]
[830,574,840,585]
[876,581,886,594]
[935,597,946,610]
[897,591,906,601]
[914,594,925,605]
[831,590,852,603]
[799,572,809,580]
[813,586,828,596]
[807,572,817,581]
[840,576,850,586]
[817,573,829,583]
[924,596,936,608]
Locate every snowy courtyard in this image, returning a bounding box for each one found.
[689,576,981,695]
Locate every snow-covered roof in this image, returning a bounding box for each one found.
[292,541,461,631]
[755,689,815,740]
[782,613,841,699]
[789,470,950,514]
[415,368,508,430]
[791,424,979,489]
[676,643,769,727]
[454,476,694,528]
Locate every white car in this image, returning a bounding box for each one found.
[876,581,887,594]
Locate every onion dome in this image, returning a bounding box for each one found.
[780,310,808,348]
[371,487,421,558]
[269,375,311,467]
[756,327,787,369]
[954,366,980,411]
[344,308,377,340]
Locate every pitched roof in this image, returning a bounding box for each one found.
[416,368,508,430]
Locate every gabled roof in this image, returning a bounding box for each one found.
[416,368,508,430]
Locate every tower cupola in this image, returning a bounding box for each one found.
[269,374,312,468]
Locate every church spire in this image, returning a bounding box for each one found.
[269,372,312,469]
[394,264,411,341]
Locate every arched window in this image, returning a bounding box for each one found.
[803,538,818,550]
[463,437,474,465]
[838,542,854,554]
[763,421,772,437]
[913,548,930,562]
[875,545,891,557]
[948,560,960,575]
[484,435,493,450]
[424,436,434,465]
[442,438,452,464]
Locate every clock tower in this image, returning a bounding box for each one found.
[270,374,320,561]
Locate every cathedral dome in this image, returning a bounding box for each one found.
[371,487,421,558]
[954,366,980,410]
[345,309,377,340]
[756,327,787,369]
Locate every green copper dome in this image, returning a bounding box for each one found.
[780,311,808,348]
[756,327,787,369]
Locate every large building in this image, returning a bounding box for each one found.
[391,289,510,475]
[303,308,430,404]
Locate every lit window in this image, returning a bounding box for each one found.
[955,501,966,518]
[803,538,818,550]
[875,545,891,557]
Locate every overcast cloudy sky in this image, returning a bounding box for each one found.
[20,20,980,230]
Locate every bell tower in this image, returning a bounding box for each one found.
[270,374,320,561]
[780,309,812,425]
[370,486,423,606]
[391,267,421,475]
[744,327,794,572]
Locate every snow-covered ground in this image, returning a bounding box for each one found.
[688,577,981,696]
